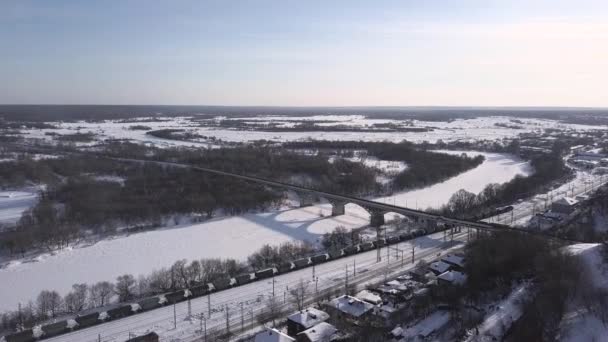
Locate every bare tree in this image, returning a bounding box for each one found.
[115,274,136,302]
[36,290,62,318]
[257,294,283,327]
[289,279,309,311]
[64,283,88,313]
[89,281,114,307]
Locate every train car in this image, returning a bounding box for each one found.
[387,236,400,244]
[41,321,69,338]
[278,261,295,274]
[254,267,276,280]
[165,290,188,304]
[234,273,254,286]
[189,284,209,297]
[343,245,360,255]
[4,329,35,342]
[310,253,330,264]
[359,242,375,251]
[75,312,102,329]
[107,305,134,320]
[138,296,162,311]
[211,277,232,291]
[411,229,424,237]
[328,249,344,259]
[293,257,311,269]
[398,232,412,241]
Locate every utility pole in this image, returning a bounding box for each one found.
[353,259,356,277]
[187,299,192,319]
[411,245,415,264]
[345,264,349,293]
[207,294,211,317]
[225,304,230,333]
[272,275,275,298]
[250,309,254,330]
[173,303,177,329]
[240,302,244,331]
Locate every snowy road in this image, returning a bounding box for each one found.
[44,230,468,342]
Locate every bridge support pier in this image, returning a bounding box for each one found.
[330,200,346,216]
[368,209,386,227]
[298,192,314,207]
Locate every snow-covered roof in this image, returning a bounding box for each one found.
[401,310,451,339]
[437,271,467,285]
[287,307,330,329]
[441,254,465,268]
[429,261,451,274]
[554,197,578,206]
[355,290,383,305]
[297,322,338,342]
[329,295,374,318]
[254,328,295,342]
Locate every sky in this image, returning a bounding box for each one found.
[1,0,607,107]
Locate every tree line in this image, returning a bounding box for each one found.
[283,140,484,191]
[439,153,570,219]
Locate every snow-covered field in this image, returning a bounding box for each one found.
[0,151,528,312]
[17,115,608,146]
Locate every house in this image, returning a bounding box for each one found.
[551,197,578,214]
[429,261,451,275]
[397,310,451,340]
[287,308,330,336]
[326,295,375,321]
[408,268,429,282]
[437,271,467,286]
[441,254,465,271]
[296,322,338,342]
[355,290,383,305]
[255,328,296,342]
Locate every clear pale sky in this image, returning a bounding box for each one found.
[1,0,607,107]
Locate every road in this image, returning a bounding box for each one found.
[45,229,470,342]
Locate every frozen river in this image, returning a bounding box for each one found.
[0,151,531,312]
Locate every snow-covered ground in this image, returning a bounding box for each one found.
[465,283,531,341]
[0,190,38,225]
[0,152,528,313]
[559,243,608,342]
[17,115,608,147]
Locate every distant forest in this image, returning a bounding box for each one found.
[2,105,608,124]
[0,143,378,255]
[284,140,484,191]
